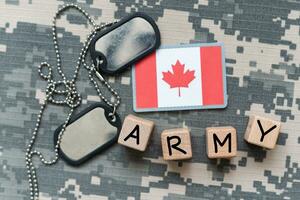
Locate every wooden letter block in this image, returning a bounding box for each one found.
[161,128,192,160]
[244,115,281,149]
[206,126,237,159]
[118,115,154,151]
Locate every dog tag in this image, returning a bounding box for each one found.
[54,103,121,166]
[90,12,160,74]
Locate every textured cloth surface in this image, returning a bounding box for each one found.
[0,0,300,199]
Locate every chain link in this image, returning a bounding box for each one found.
[25,4,120,200]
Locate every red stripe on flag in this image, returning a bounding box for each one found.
[135,52,158,109]
[200,46,224,105]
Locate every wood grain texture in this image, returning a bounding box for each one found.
[244,115,281,149]
[118,114,154,151]
[206,126,237,159]
[161,128,192,160]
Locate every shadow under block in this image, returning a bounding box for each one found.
[118,114,154,151]
[206,126,237,159]
[161,128,192,160]
[244,115,281,149]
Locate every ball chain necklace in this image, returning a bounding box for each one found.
[25,4,120,200]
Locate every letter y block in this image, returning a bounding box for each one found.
[161,128,192,160]
[244,115,281,149]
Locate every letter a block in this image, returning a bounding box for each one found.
[244,115,281,149]
[118,115,154,151]
[161,128,192,160]
[206,126,237,159]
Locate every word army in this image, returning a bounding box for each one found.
[118,115,281,160]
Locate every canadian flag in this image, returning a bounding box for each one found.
[132,43,227,112]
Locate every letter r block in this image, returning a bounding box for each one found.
[161,128,192,160]
[118,115,154,151]
[206,126,237,159]
[244,115,281,149]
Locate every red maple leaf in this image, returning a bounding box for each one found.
[162,60,195,97]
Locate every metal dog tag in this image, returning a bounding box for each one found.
[54,103,121,165]
[90,12,160,74]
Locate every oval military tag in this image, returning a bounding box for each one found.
[54,103,121,166]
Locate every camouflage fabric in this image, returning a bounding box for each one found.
[0,0,300,199]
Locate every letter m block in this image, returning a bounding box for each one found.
[206,126,237,159]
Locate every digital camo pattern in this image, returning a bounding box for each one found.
[0,0,300,199]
